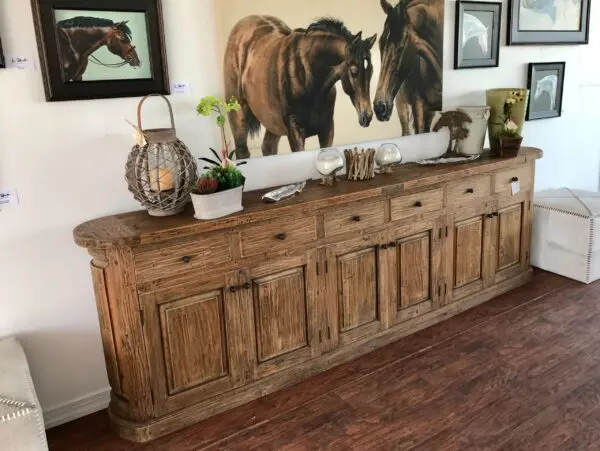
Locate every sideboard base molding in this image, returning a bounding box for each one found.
[110,269,533,443]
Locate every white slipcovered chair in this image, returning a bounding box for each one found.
[0,337,48,450]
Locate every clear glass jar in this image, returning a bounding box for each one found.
[315,148,344,186]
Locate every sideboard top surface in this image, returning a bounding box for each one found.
[74,147,542,249]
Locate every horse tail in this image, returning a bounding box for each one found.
[246,108,261,138]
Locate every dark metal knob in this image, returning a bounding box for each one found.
[493,212,499,217]
[389,242,397,247]
[381,244,388,249]
[415,201,423,207]
[487,214,494,219]
[229,286,238,293]
[352,215,361,222]
[243,282,251,290]
[511,177,519,182]
[466,188,474,194]
[276,233,287,240]
[182,256,191,263]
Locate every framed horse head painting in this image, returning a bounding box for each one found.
[216,0,445,158]
[31,0,169,101]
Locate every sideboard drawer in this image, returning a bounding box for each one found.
[391,188,444,222]
[240,216,318,258]
[447,175,492,207]
[324,200,386,237]
[495,165,532,196]
[134,233,232,283]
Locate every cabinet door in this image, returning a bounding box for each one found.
[325,234,387,348]
[385,218,444,325]
[446,205,495,303]
[141,271,251,415]
[238,251,320,380]
[493,195,531,283]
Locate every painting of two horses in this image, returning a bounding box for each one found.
[217,0,444,158]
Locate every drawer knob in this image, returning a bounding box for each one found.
[466,188,474,194]
[380,244,388,250]
[389,242,397,247]
[352,215,361,222]
[415,201,423,207]
[487,214,494,219]
[243,282,251,290]
[275,233,287,241]
[493,212,499,217]
[511,177,519,182]
[182,256,192,263]
[229,286,238,293]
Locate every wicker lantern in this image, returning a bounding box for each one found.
[126,95,198,217]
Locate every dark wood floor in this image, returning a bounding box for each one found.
[48,270,600,450]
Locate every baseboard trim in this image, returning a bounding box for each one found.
[43,387,110,429]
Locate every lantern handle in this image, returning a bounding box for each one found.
[137,94,176,131]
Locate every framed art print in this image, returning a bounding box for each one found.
[31,0,169,101]
[526,62,565,120]
[455,1,502,69]
[508,0,590,45]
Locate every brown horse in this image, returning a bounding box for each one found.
[374,0,443,135]
[56,17,141,81]
[224,16,376,159]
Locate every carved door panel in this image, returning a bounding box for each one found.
[384,218,444,325]
[238,251,320,380]
[141,271,250,415]
[325,233,387,348]
[446,204,495,303]
[493,196,531,284]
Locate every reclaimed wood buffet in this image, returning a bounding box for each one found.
[74,147,542,442]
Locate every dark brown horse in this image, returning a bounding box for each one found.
[224,17,376,158]
[374,0,443,134]
[56,17,141,81]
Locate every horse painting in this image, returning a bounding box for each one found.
[224,17,377,158]
[374,0,444,135]
[56,17,142,81]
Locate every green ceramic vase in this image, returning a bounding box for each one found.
[486,88,529,150]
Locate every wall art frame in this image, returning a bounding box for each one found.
[526,62,566,121]
[31,0,169,101]
[508,0,590,45]
[454,1,502,69]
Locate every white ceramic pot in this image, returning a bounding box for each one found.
[457,106,491,156]
[191,185,244,220]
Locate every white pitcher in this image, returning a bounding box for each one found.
[457,106,491,155]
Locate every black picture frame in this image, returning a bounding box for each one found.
[31,0,169,101]
[526,62,565,121]
[508,0,590,45]
[455,1,502,69]
[0,34,5,69]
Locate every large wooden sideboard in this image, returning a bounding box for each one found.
[74,148,542,442]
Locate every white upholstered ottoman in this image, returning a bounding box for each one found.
[0,337,48,451]
[531,188,600,284]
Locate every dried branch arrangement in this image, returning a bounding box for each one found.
[344,148,376,181]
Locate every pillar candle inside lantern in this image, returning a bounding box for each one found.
[150,168,175,192]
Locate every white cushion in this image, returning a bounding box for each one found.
[0,337,48,451]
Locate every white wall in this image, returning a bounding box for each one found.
[0,0,598,426]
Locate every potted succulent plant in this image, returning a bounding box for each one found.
[489,90,527,158]
[191,96,247,220]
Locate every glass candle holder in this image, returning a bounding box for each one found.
[315,148,344,186]
[375,143,402,173]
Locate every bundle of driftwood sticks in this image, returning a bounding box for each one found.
[344,148,376,181]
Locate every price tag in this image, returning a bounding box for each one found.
[172,81,191,95]
[511,180,521,196]
[5,55,36,70]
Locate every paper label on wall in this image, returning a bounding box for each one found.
[172,82,191,95]
[5,55,36,70]
[511,181,521,196]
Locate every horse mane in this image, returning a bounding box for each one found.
[302,17,355,42]
[57,16,133,40]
